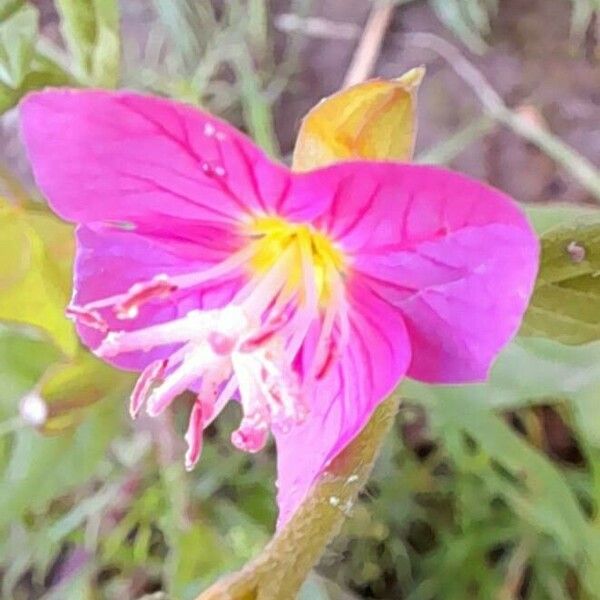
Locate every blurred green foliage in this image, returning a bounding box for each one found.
[54,0,120,87]
[0,0,72,112]
[522,221,600,345]
[395,0,599,53]
[0,198,77,356]
[0,1,599,599]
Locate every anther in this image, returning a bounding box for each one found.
[130,359,168,418]
[184,400,204,470]
[115,275,177,319]
[66,305,108,332]
[239,312,290,353]
[231,420,269,453]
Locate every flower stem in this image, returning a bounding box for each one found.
[196,393,400,600]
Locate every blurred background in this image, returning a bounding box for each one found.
[0,1,599,598]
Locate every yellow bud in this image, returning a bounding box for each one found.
[292,67,425,171]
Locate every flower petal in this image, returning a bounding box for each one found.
[274,276,411,527]
[73,224,245,371]
[20,89,299,225]
[304,162,539,383]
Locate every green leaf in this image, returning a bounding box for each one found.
[39,351,129,434]
[0,56,72,114]
[25,209,75,292]
[403,336,600,411]
[521,221,600,344]
[0,394,122,529]
[429,0,490,54]
[0,329,60,420]
[0,2,36,89]
[525,203,600,234]
[164,520,243,600]
[0,1,26,22]
[0,200,77,356]
[423,394,600,594]
[0,3,72,114]
[55,0,120,87]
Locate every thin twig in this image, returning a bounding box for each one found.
[402,32,600,202]
[344,2,395,87]
[497,538,533,600]
[416,115,496,165]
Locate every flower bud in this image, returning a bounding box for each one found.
[292,67,425,171]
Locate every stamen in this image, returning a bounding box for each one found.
[231,354,271,452]
[184,400,204,470]
[283,233,319,361]
[81,215,351,467]
[238,310,291,353]
[309,260,349,382]
[115,275,177,319]
[97,310,213,358]
[234,341,306,439]
[130,359,168,418]
[231,413,269,453]
[258,366,306,431]
[84,243,259,313]
[147,345,225,417]
[199,361,232,404]
[235,244,297,314]
[173,241,257,289]
[66,305,108,332]
[203,376,239,428]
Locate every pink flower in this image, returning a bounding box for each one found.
[20,90,538,526]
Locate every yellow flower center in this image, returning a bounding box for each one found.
[248,216,345,303]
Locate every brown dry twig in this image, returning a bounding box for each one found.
[344,2,396,87]
[402,32,600,202]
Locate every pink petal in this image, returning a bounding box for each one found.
[274,275,411,527]
[364,225,538,382]
[303,162,539,383]
[20,89,300,225]
[73,224,245,371]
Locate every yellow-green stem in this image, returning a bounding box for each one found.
[196,393,401,600]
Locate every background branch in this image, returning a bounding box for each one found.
[402,32,600,202]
